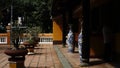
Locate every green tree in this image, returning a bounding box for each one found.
[21,0,52,33]
[0,0,52,33]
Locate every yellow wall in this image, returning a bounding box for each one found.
[53,21,62,41]
[52,16,63,42]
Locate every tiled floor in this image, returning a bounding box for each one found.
[56,45,120,68]
[0,44,63,68]
[0,44,120,68]
[25,44,63,68]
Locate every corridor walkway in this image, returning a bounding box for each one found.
[57,45,120,68]
[0,44,120,68]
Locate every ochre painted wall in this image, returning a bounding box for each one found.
[52,16,63,43]
[53,21,62,40]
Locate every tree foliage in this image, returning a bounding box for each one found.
[0,0,52,33]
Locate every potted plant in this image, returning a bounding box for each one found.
[28,26,40,45]
[4,19,28,68]
[23,27,40,55]
[23,38,36,55]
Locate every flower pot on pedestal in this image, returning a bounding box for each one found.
[32,36,39,47]
[4,48,28,68]
[5,17,28,68]
[23,41,35,55]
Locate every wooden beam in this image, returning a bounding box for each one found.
[73,0,112,18]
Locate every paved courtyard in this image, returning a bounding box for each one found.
[0,44,120,68]
[0,44,63,68]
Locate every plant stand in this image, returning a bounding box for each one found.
[9,56,25,68]
[23,41,35,55]
[27,47,35,55]
[4,49,28,68]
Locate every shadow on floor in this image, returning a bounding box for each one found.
[34,47,45,49]
[109,62,120,68]
[27,53,45,55]
[73,51,79,53]
[89,59,120,68]
[26,66,52,68]
[34,53,45,55]
[89,60,105,66]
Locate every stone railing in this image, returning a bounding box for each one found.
[38,33,53,44]
[0,33,8,44]
[39,36,53,44]
[0,33,53,45]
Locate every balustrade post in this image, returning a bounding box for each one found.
[6,24,11,46]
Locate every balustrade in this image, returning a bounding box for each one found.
[0,33,53,45]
